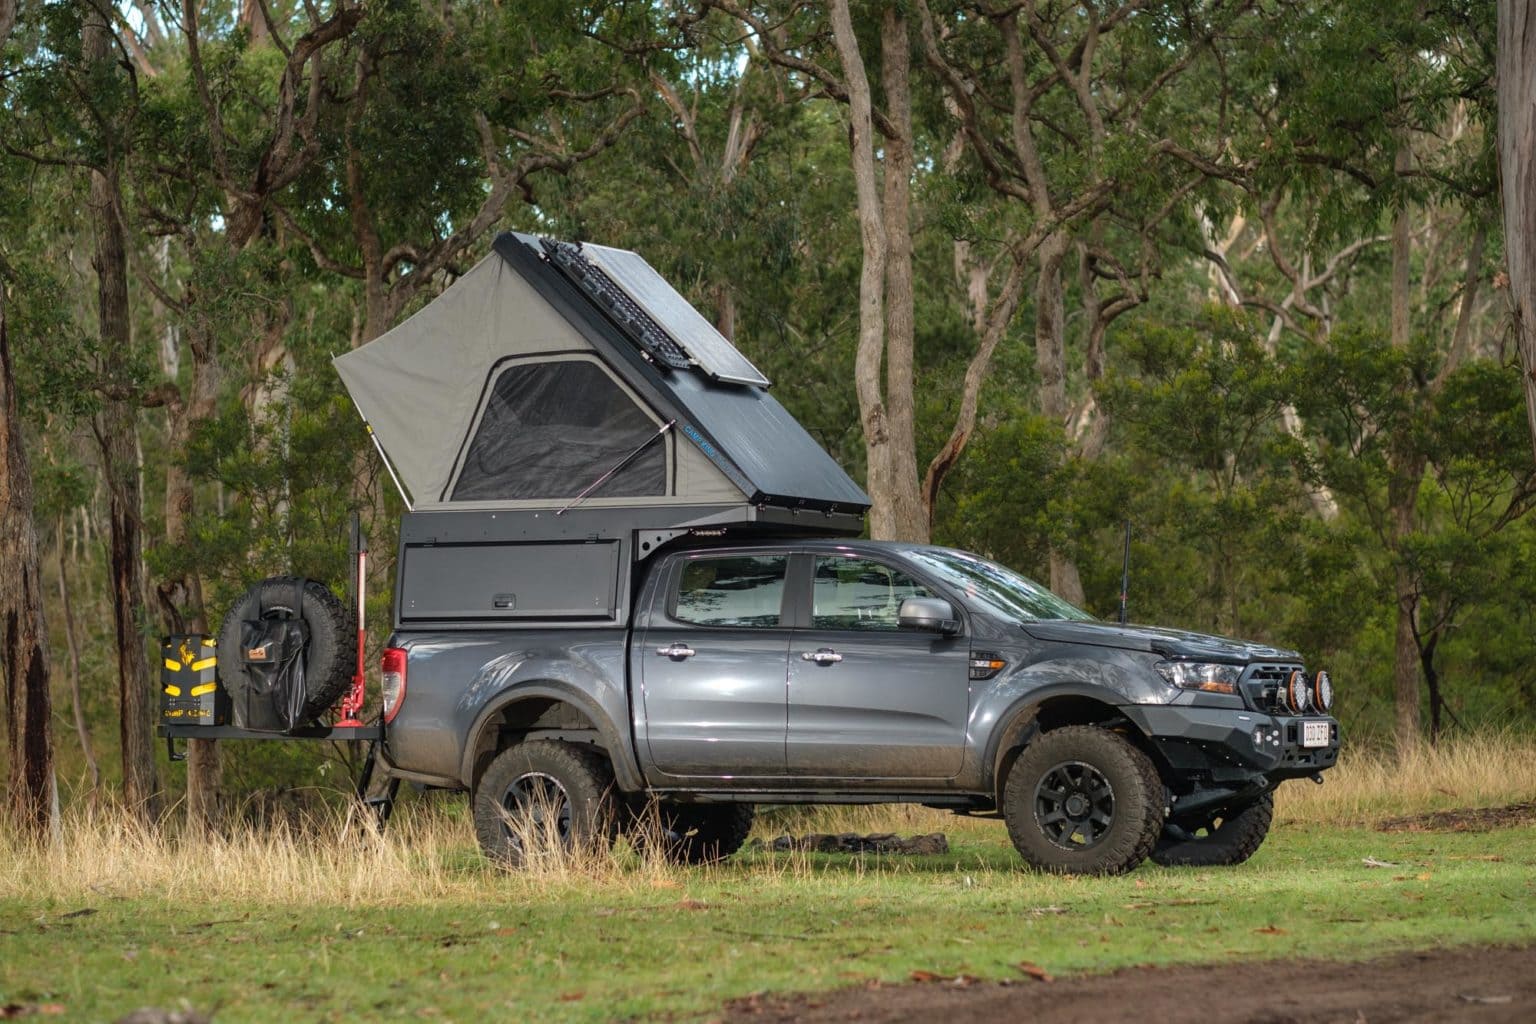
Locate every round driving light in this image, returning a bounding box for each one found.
[1284,670,1311,715]
[1314,670,1333,713]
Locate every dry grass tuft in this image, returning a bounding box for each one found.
[0,801,486,906]
[1275,730,1536,825]
[5,732,1532,906]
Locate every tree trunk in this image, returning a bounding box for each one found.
[923,247,1030,529]
[877,9,926,543]
[712,283,737,343]
[1498,0,1536,464]
[237,0,270,45]
[0,0,16,45]
[85,9,161,822]
[56,519,100,800]
[1387,139,1422,756]
[829,0,895,539]
[0,293,55,837]
[1420,628,1443,746]
[160,333,221,830]
[1035,233,1086,605]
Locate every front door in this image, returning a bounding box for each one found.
[786,554,969,779]
[640,552,791,777]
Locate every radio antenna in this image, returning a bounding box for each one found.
[1118,520,1132,625]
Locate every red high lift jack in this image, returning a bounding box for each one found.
[334,514,368,728]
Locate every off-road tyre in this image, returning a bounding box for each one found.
[1151,791,1274,867]
[1002,725,1164,876]
[630,801,755,865]
[217,576,355,722]
[472,740,617,868]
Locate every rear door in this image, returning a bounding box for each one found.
[786,553,969,779]
[639,552,792,777]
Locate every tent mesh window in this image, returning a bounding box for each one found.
[451,358,667,501]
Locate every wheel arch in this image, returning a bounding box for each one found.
[986,684,1164,804]
[460,682,642,793]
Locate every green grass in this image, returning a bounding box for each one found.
[3,818,1533,1022]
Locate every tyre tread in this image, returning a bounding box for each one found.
[1002,724,1163,876]
[1151,791,1274,868]
[472,740,617,867]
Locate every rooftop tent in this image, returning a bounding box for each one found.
[332,232,870,520]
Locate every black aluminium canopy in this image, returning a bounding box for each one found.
[333,232,871,519]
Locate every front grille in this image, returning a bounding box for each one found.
[1241,662,1305,716]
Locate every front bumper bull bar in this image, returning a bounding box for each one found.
[1122,703,1340,779]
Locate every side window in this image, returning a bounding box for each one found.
[672,555,788,629]
[451,357,666,501]
[812,556,931,631]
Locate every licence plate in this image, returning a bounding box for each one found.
[1302,720,1332,748]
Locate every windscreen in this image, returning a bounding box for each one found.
[450,358,666,501]
[906,548,1095,622]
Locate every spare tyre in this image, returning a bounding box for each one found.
[217,577,355,725]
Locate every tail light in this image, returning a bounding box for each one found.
[381,647,407,723]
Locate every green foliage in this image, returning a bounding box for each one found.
[3,0,1533,811]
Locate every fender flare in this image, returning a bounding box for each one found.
[459,680,644,792]
[981,680,1143,794]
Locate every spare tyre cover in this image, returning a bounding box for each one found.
[218,577,355,727]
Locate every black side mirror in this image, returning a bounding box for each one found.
[898,597,960,635]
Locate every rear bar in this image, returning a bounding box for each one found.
[160,721,385,762]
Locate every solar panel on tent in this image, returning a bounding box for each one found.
[540,239,692,371]
[581,243,772,388]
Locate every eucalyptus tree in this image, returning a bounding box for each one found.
[278,0,649,348]
[0,258,56,838]
[912,0,1259,602]
[113,0,364,826]
[696,1,955,542]
[1215,0,1499,752]
[84,1,161,820]
[1498,0,1536,462]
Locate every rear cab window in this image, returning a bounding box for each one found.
[670,554,789,628]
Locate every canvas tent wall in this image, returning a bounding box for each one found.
[333,232,870,521]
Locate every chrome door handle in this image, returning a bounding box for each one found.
[656,643,696,660]
[801,648,843,665]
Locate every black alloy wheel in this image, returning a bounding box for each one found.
[472,740,616,868]
[1033,760,1115,849]
[1002,725,1163,875]
[500,771,574,849]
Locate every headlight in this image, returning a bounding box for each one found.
[1283,670,1311,715]
[1155,660,1242,695]
[1313,670,1333,713]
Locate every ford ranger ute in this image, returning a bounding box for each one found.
[379,534,1338,875]
[325,232,1341,875]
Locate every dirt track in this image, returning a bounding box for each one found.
[720,945,1536,1023]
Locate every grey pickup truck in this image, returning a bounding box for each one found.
[333,232,1340,875]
